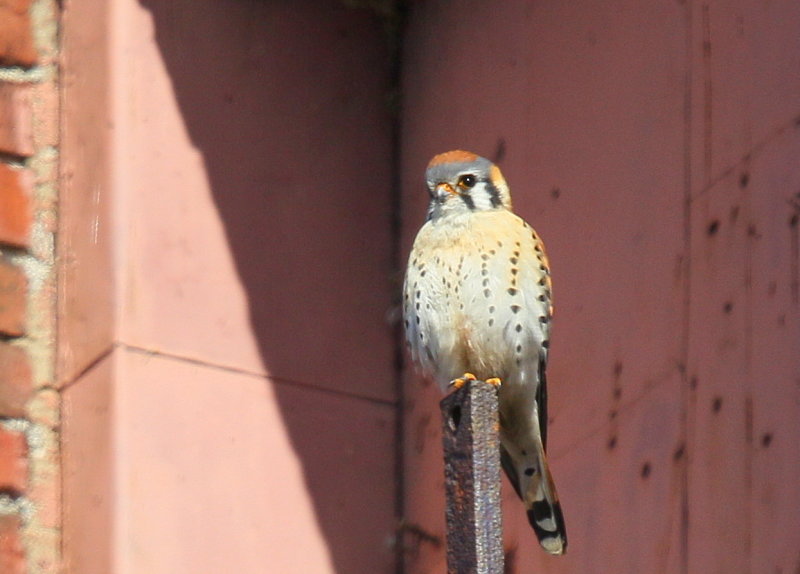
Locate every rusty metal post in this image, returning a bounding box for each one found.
[440,380,504,574]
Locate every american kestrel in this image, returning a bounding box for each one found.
[403,150,567,555]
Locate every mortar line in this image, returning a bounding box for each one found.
[118,343,399,408]
[58,343,116,391]
[548,369,681,461]
[689,111,800,203]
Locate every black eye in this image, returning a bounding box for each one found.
[458,174,477,189]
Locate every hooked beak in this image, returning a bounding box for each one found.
[434,182,459,199]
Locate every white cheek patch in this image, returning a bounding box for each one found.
[469,182,500,211]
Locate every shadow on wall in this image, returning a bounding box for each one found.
[138,1,398,572]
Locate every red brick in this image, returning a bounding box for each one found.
[0,0,36,68]
[0,513,25,574]
[0,427,27,493]
[0,163,31,248]
[0,343,32,417]
[0,258,26,337]
[0,83,34,157]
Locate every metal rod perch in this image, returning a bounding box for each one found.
[440,380,504,574]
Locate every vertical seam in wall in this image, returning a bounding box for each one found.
[701,3,713,185]
[680,2,694,574]
[388,4,409,573]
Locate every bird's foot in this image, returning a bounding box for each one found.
[449,372,477,389]
[485,377,502,387]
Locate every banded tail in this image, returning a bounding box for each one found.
[501,437,568,555]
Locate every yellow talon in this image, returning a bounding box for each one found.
[449,372,477,389]
[486,377,502,387]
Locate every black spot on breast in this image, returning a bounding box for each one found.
[539,316,549,324]
[488,318,494,326]
[508,288,518,296]
[510,257,518,265]
[515,324,522,332]
[510,305,521,314]
[542,339,550,349]
[524,468,535,477]
[483,278,490,287]
[516,344,522,353]
[484,289,491,298]
[481,253,490,261]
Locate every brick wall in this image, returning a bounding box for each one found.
[0,1,60,573]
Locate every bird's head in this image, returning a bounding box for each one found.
[425,150,512,220]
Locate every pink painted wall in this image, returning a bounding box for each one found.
[401,1,800,573]
[61,1,397,573]
[59,0,800,573]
